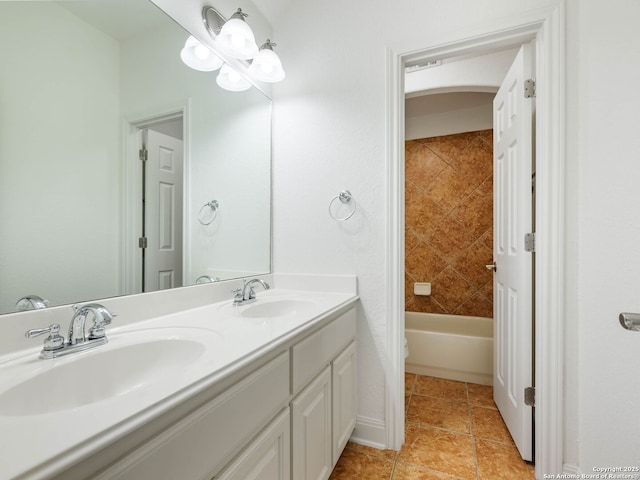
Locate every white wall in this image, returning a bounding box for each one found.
[0,3,121,312]
[570,0,640,470]
[405,48,517,96]
[405,92,494,140]
[269,0,640,472]
[269,0,558,448]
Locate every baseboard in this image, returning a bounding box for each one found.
[349,415,387,450]
[561,464,580,476]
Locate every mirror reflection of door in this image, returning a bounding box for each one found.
[141,124,184,292]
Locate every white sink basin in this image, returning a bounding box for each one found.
[240,299,317,318]
[0,328,221,416]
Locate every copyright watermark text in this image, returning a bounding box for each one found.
[542,466,640,480]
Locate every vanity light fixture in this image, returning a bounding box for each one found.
[216,64,251,91]
[200,6,286,89]
[248,40,285,82]
[180,35,223,71]
[215,8,259,60]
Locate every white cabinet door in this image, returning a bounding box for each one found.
[332,341,357,465]
[292,366,332,480]
[215,409,290,480]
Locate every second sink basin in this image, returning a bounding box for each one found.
[0,327,221,417]
[240,299,318,318]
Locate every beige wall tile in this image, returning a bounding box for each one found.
[405,130,494,317]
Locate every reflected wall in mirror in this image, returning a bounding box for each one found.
[0,0,271,315]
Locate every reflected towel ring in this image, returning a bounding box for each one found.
[198,200,220,225]
[329,190,357,221]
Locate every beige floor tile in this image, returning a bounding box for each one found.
[406,373,417,394]
[345,441,398,462]
[332,377,534,480]
[406,395,470,434]
[398,423,476,480]
[414,376,467,402]
[329,447,394,480]
[471,406,514,445]
[467,383,495,409]
[475,438,534,480]
[392,462,458,479]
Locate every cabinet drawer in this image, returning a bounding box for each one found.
[291,308,356,395]
[95,351,290,480]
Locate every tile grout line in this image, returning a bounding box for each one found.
[465,382,481,480]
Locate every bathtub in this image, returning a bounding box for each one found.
[405,312,494,386]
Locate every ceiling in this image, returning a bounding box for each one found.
[55,0,173,41]
[253,0,294,27]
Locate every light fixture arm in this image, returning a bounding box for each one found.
[259,39,277,51]
[230,8,248,21]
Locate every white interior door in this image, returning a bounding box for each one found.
[144,129,183,292]
[492,43,534,461]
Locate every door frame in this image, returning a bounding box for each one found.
[121,101,191,295]
[385,2,565,476]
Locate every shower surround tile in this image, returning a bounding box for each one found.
[405,130,494,318]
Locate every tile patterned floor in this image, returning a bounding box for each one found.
[329,374,534,480]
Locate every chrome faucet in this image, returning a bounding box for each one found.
[69,303,116,345]
[15,295,49,312]
[25,303,116,359]
[232,278,270,306]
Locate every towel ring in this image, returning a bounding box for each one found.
[198,200,219,225]
[329,190,357,221]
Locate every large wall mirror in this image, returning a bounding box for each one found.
[0,0,272,315]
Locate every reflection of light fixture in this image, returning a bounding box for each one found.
[248,40,285,83]
[180,36,223,71]
[215,8,259,60]
[216,64,251,91]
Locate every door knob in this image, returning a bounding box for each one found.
[485,262,497,272]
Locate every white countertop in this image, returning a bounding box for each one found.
[0,289,358,480]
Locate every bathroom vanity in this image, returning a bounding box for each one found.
[0,281,358,480]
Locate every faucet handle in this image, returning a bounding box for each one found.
[231,288,243,304]
[25,324,64,351]
[85,304,116,340]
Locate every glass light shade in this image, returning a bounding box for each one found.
[249,48,285,82]
[216,64,251,92]
[216,18,259,60]
[180,36,223,71]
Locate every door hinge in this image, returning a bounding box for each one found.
[524,78,536,98]
[138,237,148,249]
[524,386,535,406]
[524,232,536,252]
[139,148,148,162]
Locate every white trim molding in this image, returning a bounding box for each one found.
[352,415,387,450]
[122,101,191,295]
[385,2,566,476]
